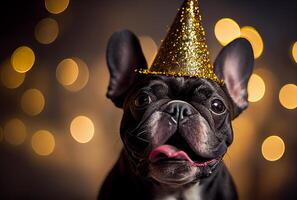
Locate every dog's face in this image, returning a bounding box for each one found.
[106,30,254,186]
[121,76,232,185]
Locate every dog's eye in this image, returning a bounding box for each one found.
[135,93,152,107]
[210,99,226,114]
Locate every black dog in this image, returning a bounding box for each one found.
[98,30,254,200]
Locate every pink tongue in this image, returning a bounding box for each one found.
[149,145,195,164]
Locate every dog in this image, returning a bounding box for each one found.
[98,30,254,200]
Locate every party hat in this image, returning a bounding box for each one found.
[137,0,223,84]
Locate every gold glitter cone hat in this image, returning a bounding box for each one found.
[137,0,222,84]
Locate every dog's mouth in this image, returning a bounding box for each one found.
[149,134,221,167]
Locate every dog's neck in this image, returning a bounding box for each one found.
[153,182,202,200]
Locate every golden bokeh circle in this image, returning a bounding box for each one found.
[56,58,79,86]
[4,118,26,146]
[139,36,158,67]
[248,74,266,102]
[32,130,55,156]
[262,135,285,162]
[21,89,45,116]
[279,84,297,110]
[70,116,95,143]
[292,41,297,63]
[214,18,241,46]
[35,18,59,44]
[240,26,264,59]
[64,57,89,92]
[45,0,70,14]
[11,46,35,73]
[0,60,25,89]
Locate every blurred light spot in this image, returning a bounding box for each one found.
[292,41,297,63]
[32,130,55,156]
[214,18,241,46]
[240,26,264,59]
[11,46,35,73]
[45,0,69,14]
[248,74,266,102]
[35,18,59,44]
[21,89,45,116]
[4,119,26,145]
[0,60,25,89]
[70,116,94,143]
[139,36,158,67]
[0,126,3,142]
[279,84,297,109]
[262,135,285,161]
[56,58,79,86]
[64,57,89,92]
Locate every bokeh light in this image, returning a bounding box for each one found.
[56,58,79,86]
[262,135,285,161]
[4,118,26,146]
[21,89,45,116]
[0,60,25,89]
[248,74,266,102]
[139,36,158,67]
[11,46,35,73]
[32,130,55,156]
[240,26,264,59]
[214,18,241,46]
[292,41,297,63]
[64,57,89,92]
[279,84,297,109]
[35,18,59,44]
[45,0,70,14]
[70,116,95,143]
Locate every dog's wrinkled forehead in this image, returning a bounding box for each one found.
[129,75,229,104]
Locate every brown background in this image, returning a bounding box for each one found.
[0,0,296,199]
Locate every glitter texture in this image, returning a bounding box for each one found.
[136,0,223,84]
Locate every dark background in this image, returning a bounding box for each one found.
[0,0,296,199]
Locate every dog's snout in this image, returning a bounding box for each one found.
[165,101,195,120]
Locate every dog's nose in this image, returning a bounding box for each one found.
[165,100,195,120]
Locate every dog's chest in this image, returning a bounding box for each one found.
[155,183,202,200]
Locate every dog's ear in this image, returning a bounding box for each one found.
[106,30,147,108]
[214,38,254,118]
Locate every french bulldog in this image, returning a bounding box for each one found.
[98,30,254,200]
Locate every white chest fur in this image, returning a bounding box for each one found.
[155,183,202,200]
